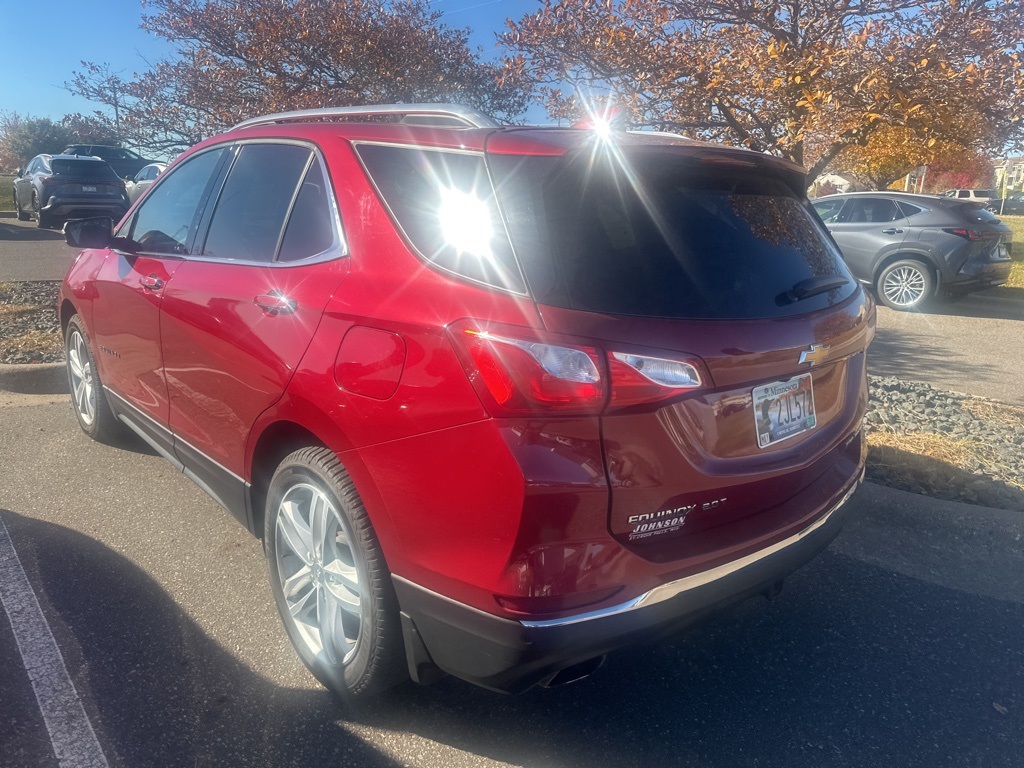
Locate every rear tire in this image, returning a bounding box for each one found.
[65,315,121,442]
[264,447,407,699]
[875,259,934,311]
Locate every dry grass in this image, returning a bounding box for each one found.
[866,411,1024,510]
[0,304,44,319]
[0,330,63,362]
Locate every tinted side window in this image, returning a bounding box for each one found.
[843,199,901,223]
[202,143,311,262]
[812,198,846,223]
[126,148,227,255]
[896,202,924,218]
[957,190,970,198]
[356,144,525,292]
[278,160,338,262]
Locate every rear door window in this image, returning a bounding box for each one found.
[490,149,855,320]
[840,198,902,223]
[201,143,311,262]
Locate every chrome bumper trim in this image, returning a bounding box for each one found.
[521,473,863,629]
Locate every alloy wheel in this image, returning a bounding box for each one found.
[881,265,927,308]
[274,482,367,666]
[67,328,96,426]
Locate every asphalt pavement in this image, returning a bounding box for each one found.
[0,402,1022,767]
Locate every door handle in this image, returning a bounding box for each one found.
[140,275,163,290]
[254,292,297,315]
[881,228,904,235]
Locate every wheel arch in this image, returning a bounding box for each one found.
[246,403,404,567]
[247,420,327,541]
[59,299,78,335]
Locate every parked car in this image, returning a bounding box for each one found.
[812,192,1012,310]
[941,188,1001,205]
[62,144,155,180]
[59,104,872,698]
[12,154,130,229]
[124,162,166,203]
[988,193,1024,215]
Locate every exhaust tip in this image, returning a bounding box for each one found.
[540,655,606,688]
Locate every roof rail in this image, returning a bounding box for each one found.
[231,103,499,131]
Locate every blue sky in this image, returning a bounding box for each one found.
[0,0,543,122]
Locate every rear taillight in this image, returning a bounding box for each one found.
[447,319,704,417]
[608,352,701,409]
[448,320,605,416]
[943,228,996,241]
[41,177,61,185]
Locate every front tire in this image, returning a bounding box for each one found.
[14,190,30,221]
[65,315,121,441]
[264,447,406,699]
[876,259,934,311]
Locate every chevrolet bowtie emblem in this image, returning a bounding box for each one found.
[799,343,830,366]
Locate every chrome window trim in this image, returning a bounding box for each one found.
[351,140,530,298]
[118,139,349,267]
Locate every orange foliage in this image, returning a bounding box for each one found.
[501,0,1024,183]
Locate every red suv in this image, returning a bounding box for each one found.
[59,104,873,697]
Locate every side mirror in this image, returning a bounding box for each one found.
[64,217,114,249]
[14,167,22,178]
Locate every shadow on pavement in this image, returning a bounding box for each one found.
[363,549,1023,768]
[868,325,1001,382]
[3,506,1021,768]
[923,286,1024,322]
[0,222,64,242]
[0,510,400,768]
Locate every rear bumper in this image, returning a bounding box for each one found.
[41,197,128,222]
[945,258,1012,292]
[394,473,862,693]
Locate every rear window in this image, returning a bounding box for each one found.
[490,149,856,320]
[51,159,121,181]
[952,203,1001,224]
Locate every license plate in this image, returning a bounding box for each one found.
[81,185,97,193]
[752,374,817,449]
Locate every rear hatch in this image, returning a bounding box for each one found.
[949,202,1013,261]
[489,138,873,562]
[48,158,126,204]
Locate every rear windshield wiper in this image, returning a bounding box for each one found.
[776,275,850,305]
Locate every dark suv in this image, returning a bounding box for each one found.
[813,192,1012,310]
[13,154,130,229]
[59,104,872,697]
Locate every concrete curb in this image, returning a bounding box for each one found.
[0,362,67,395]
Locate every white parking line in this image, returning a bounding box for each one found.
[0,518,110,768]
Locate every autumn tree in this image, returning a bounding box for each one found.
[68,0,533,155]
[502,0,1024,183]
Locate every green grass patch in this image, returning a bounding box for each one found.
[0,174,14,212]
